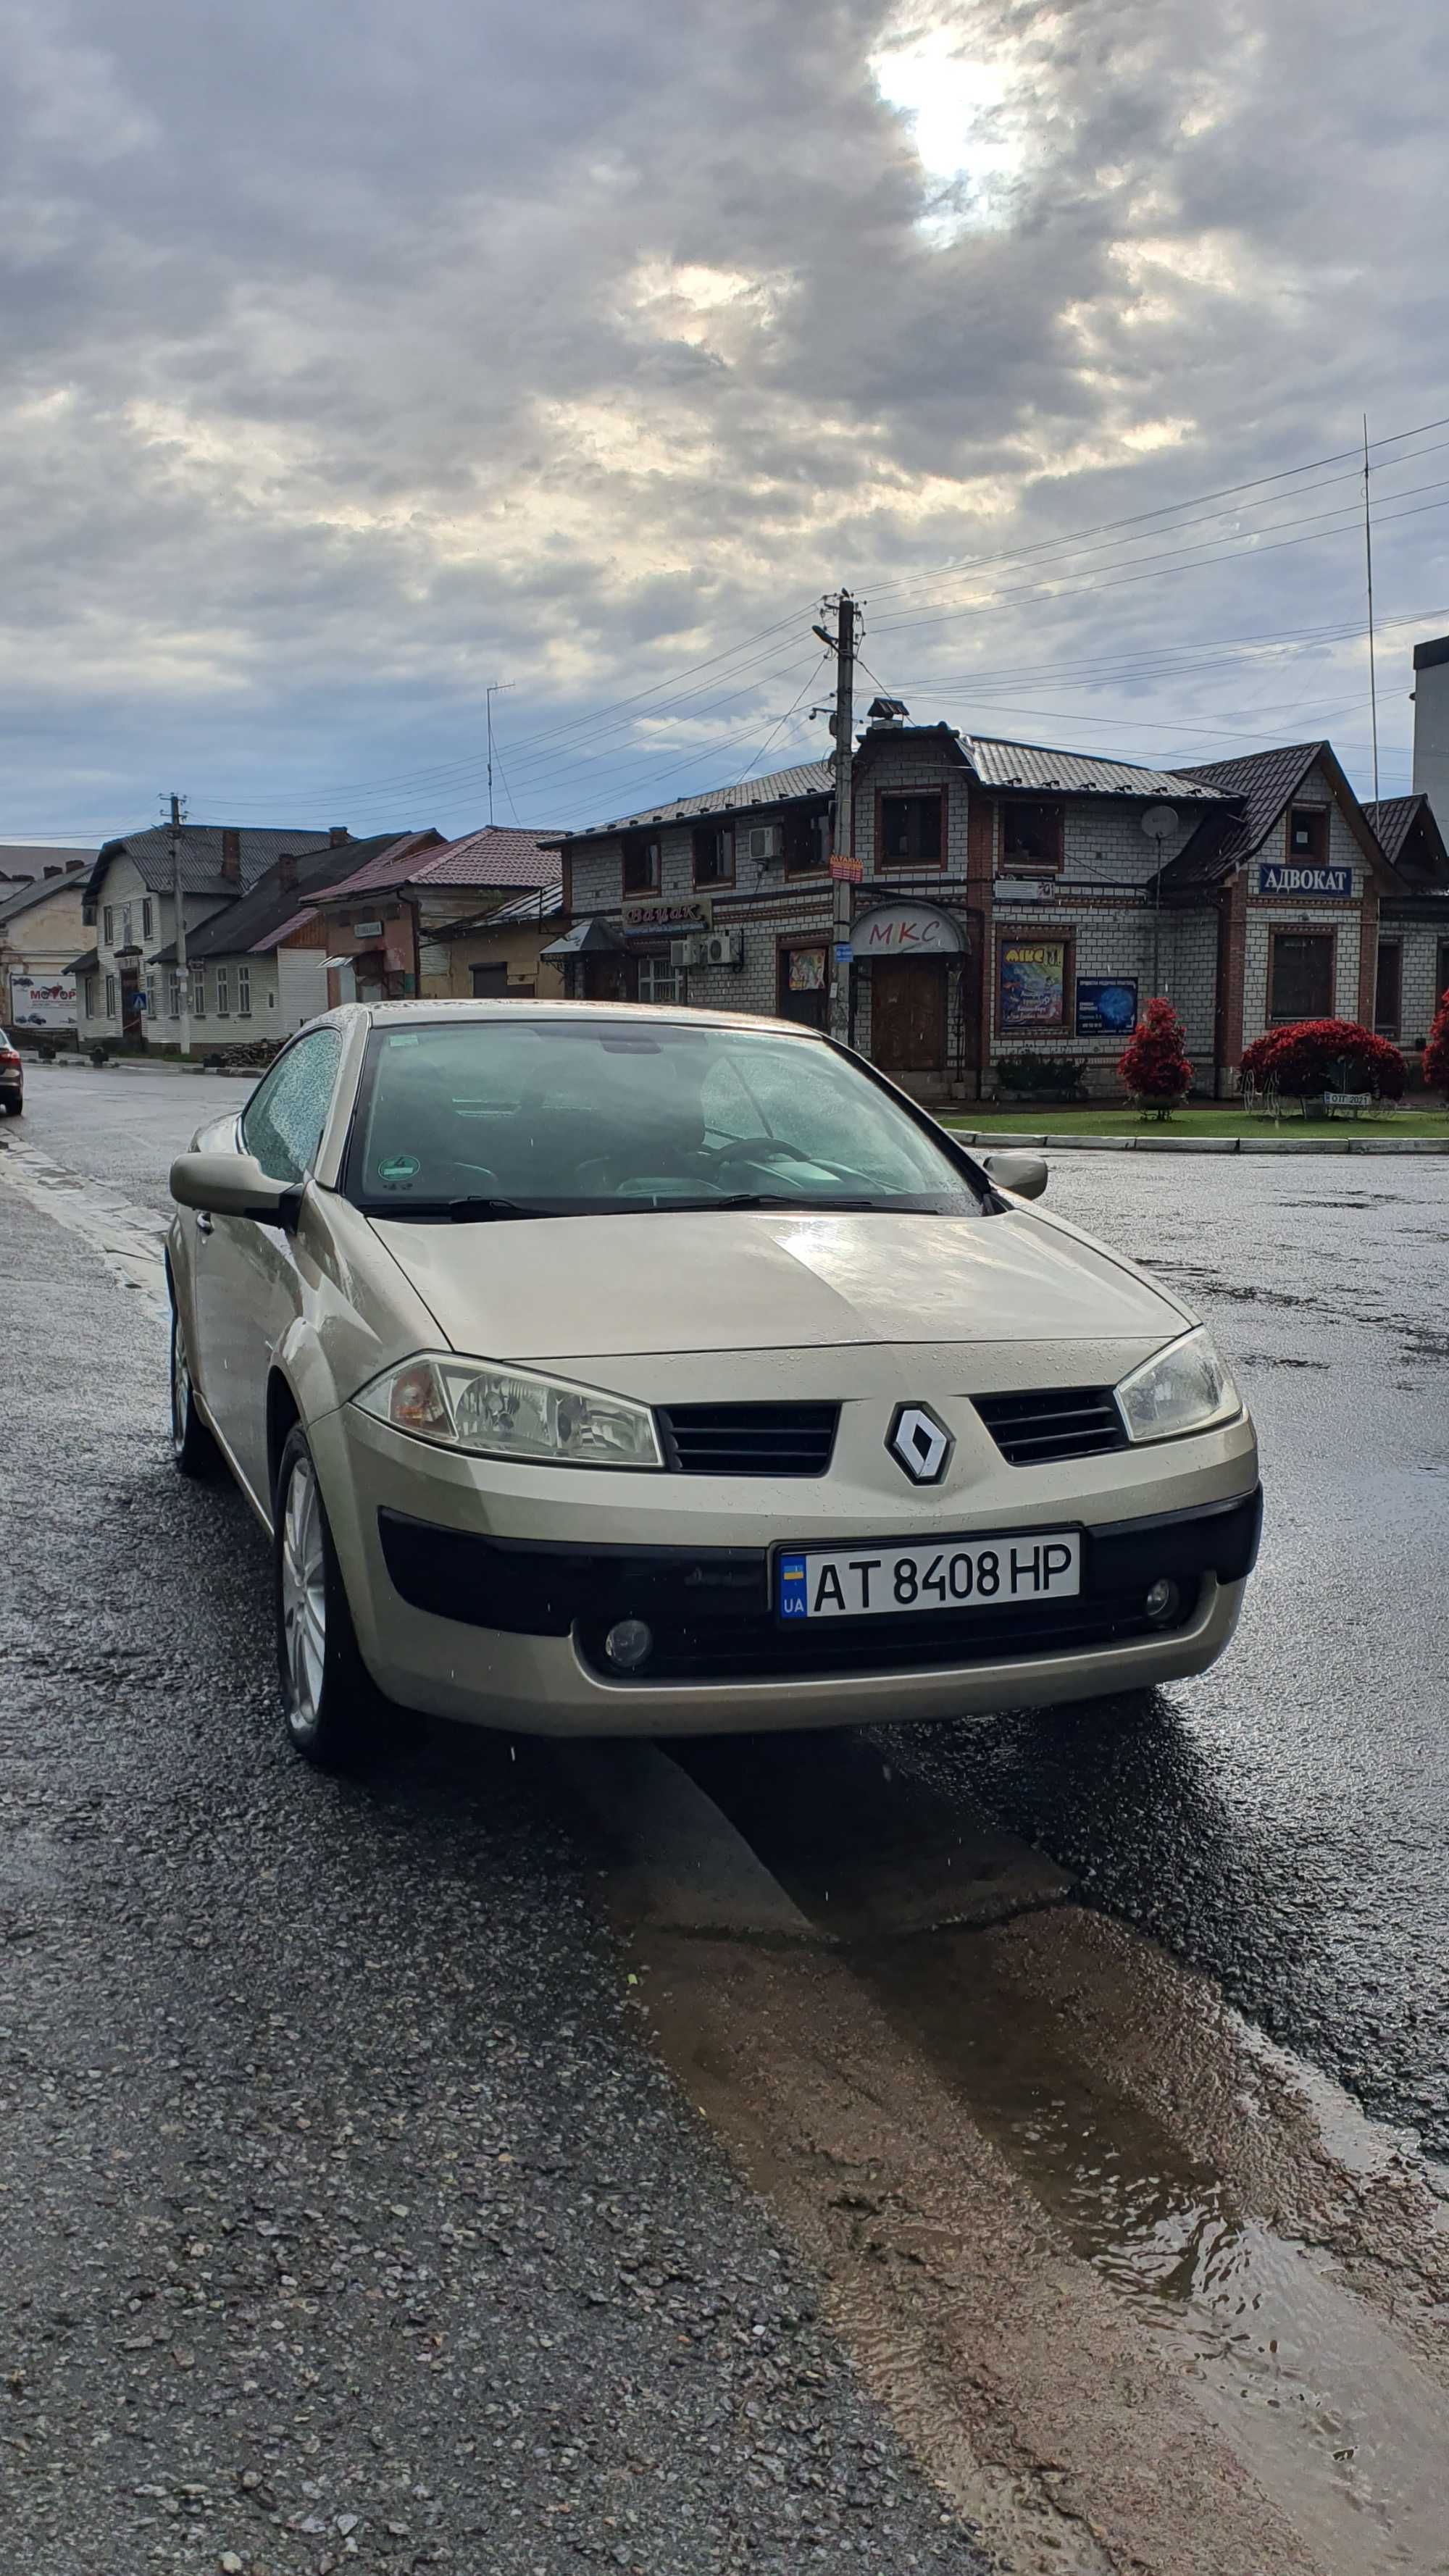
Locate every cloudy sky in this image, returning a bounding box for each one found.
[5,0,1448,846]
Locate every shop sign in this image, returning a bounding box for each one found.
[828,853,864,882]
[1075,976,1138,1035]
[7,971,76,1029]
[852,900,966,956]
[621,896,712,939]
[1256,863,1352,898]
[351,919,384,939]
[999,937,1068,1029]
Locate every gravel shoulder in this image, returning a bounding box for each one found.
[0,1176,988,2576]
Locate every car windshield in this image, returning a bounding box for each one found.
[344,1016,985,1217]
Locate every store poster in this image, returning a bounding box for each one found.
[998,939,1066,1030]
[1075,977,1138,1035]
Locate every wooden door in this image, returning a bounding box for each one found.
[870,961,946,1071]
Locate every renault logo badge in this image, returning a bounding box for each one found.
[887,1402,953,1486]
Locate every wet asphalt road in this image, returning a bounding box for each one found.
[1,1082,985,2576]
[16,1066,1448,2165]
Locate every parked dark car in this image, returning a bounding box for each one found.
[0,1030,22,1117]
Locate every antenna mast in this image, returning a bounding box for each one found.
[1363,417,1380,807]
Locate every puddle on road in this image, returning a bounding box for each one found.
[856,1928,1449,2576]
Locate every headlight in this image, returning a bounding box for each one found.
[1115,1327,1241,1444]
[353,1354,664,1469]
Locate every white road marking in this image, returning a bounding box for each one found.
[0,1135,169,1319]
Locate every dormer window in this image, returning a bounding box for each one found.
[1287,806,1328,865]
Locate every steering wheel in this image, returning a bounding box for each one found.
[707,1136,800,1167]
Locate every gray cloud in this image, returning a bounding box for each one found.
[3,0,1448,837]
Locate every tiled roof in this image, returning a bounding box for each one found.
[88,824,343,903]
[0,845,93,885]
[1170,745,1323,850]
[964,737,1220,799]
[150,834,416,965]
[328,825,556,895]
[0,871,87,929]
[1364,793,1449,883]
[558,760,833,842]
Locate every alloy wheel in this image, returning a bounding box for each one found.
[171,1316,192,1458]
[280,1458,327,1731]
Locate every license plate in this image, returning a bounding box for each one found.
[776,1530,1081,1621]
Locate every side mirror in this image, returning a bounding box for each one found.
[982,1151,1048,1202]
[170,1149,299,1228]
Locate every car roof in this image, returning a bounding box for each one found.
[327,997,828,1042]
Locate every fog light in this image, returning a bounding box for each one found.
[604,1618,653,1672]
[1144,1578,1179,1626]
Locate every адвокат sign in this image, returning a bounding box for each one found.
[1256,863,1353,898]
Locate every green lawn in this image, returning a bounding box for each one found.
[938,1104,1449,1137]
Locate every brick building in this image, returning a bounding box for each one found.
[546,704,1449,1097]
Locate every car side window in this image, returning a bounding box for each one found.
[242,1030,343,1184]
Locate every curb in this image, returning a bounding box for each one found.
[948,1126,1449,1156]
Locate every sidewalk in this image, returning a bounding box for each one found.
[944,1124,1449,1155]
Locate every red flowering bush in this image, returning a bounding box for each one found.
[1119,997,1192,1118]
[1422,989,1449,1095]
[1240,1018,1405,1100]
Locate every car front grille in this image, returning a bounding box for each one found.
[973,1386,1127,1466]
[657,1402,840,1477]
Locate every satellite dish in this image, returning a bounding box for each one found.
[1140,802,1177,841]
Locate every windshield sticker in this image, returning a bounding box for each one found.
[377,1153,420,1184]
[386,1032,421,1047]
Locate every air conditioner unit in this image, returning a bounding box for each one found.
[679,934,711,967]
[669,939,691,969]
[739,824,783,863]
[701,930,743,970]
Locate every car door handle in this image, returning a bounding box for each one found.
[195,1210,214,1237]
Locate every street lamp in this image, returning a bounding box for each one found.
[1140,803,1178,999]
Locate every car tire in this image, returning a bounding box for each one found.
[170,1300,221,1479]
[274,1423,390,1769]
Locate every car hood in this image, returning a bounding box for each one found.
[367,1205,1188,1360]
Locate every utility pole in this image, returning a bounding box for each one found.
[486,682,514,827]
[1363,416,1380,807]
[170,792,191,1061]
[828,594,856,1043]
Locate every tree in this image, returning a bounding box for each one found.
[1239,1018,1405,1100]
[1119,997,1191,1118]
[1423,988,1449,1095]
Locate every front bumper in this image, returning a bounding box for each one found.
[309,1398,1261,1737]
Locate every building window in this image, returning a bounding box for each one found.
[1287,807,1328,865]
[879,791,943,868]
[191,970,206,1019]
[120,903,133,947]
[622,833,661,895]
[692,824,734,887]
[637,955,684,1005]
[84,974,96,1019]
[103,906,114,944]
[168,973,182,1019]
[146,974,158,1019]
[1268,930,1334,1023]
[104,974,117,1019]
[237,965,251,1017]
[142,898,154,940]
[782,806,829,876]
[1374,941,1402,1037]
[216,968,230,1016]
[1002,800,1063,872]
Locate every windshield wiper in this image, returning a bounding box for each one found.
[446,1196,559,1222]
[688,1192,881,1213]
